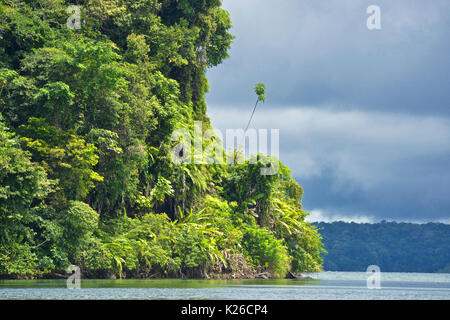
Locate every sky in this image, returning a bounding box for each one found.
[205,0,450,224]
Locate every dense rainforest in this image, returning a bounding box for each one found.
[0,0,325,279]
[315,222,450,273]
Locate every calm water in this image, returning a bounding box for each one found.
[0,272,449,300]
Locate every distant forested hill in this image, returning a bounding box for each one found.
[314,222,450,273]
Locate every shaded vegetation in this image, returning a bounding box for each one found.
[315,222,450,273]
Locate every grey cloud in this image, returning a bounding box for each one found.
[207,0,450,115]
[207,106,450,222]
[204,0,450,222]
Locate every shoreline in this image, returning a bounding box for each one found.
[0,271,314,281]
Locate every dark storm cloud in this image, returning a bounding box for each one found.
[207,0,450,115]
[205,0,450,222]
[208,107,450,222]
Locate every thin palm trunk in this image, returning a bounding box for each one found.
[244,98,259,134]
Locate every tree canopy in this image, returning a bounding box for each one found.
[315,222,450,273]
[0,0,324,279]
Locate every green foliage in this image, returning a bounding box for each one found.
[0,0,324,279]
[254,83,266,103]
[151,176,174,202]
[0,242,38,276]
[62,201,99,247]
[0,115,53,221]
[0,115,55,277]
[290,245,321,273]
[222,155,279,226]
[200,195,242,251]
[242,227,291,278]
[33,81,74,129]
[316,222,450,273]
[19,118,103,204]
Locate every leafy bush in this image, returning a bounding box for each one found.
[201,195,242,251]
[63,201,99,247]
[290,244,322,273]
[242,227,291,278]
[0,242,38,276]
